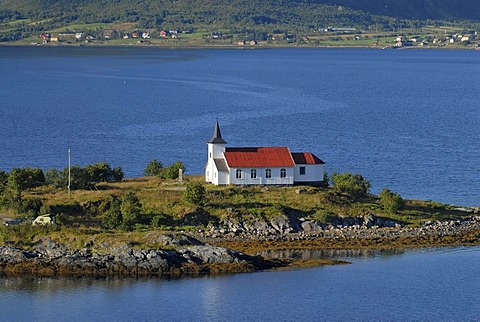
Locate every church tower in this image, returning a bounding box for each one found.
[205,120,227,184]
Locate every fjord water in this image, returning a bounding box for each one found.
[1,247,480,321]
[1,47,480,321]
[1,47,479,205]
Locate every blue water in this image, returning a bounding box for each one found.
[1,47,479,205]
[1,246,479,321]
[1,48,480,319]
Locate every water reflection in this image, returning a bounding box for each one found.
[0,276,139,294]
[1,247,479,321]
[258,248,407,261]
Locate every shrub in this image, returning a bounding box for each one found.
[120,192,142,231]
[331,172,371,200]
[313,209,337,223]
[144,159,163,176]
[151,215,167,229]
[159,161,186,180]
[379,188,404,213]
[39,204,52,215]
[21,197,44,218]
[183,183,206,206]
[102,196,122,229]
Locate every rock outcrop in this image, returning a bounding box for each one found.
[0,237,278,278]
[202,213,405,239]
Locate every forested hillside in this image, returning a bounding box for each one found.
[1,0,479,44]
[0,0,389,31]
[305,0,480,21]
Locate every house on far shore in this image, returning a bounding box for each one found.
[33,214,56,226]
[205,121,325,186]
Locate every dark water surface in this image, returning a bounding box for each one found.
[1,246,479,321]
[1,47,479,205]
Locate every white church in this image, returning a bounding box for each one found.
[205,121,325,186]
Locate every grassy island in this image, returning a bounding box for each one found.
[1,166,479,278]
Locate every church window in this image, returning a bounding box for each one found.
[236,169,242,179]
[280,168,286,178]
[265,169,272,179]
[251,169,257,179]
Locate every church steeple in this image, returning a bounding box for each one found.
[208,120,227,144]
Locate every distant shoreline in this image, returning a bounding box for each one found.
[1,41,478,51]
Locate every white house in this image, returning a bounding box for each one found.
[205,121,325,186]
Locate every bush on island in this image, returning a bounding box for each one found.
[183,182,206,206]
[159,161,186,180]
[144,159,163,176]
[379,188,404,213]
[331,172,371,200]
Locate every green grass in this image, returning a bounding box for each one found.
[1,174,474,250]
[48,23,111,33]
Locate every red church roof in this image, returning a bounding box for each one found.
[291,152,325,165]
[224,147,295,168]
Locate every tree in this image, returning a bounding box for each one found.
[4,167,44,209]
[183,182,206,206]
[85,162,113,182]
[331,172,371,200]
[45,168,67,188]
[63,163,124,190]
[8,167,45,191]
[159,161,185,179]
[112,167,124,182]
[379,188,404,213]
[144,159,163,176]
[69,165,92,190]
[120,192,142,231]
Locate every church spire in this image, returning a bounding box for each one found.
[208,119,227,144]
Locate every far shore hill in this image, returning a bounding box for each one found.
[2,0,480,51]
[1,173,479,278]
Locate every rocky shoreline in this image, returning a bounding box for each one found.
[195,213,480,241]
[2,215,480,278]
[208,215,480,254]
[0,237,281,278]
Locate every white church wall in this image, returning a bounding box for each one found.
[293,164,324,183]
